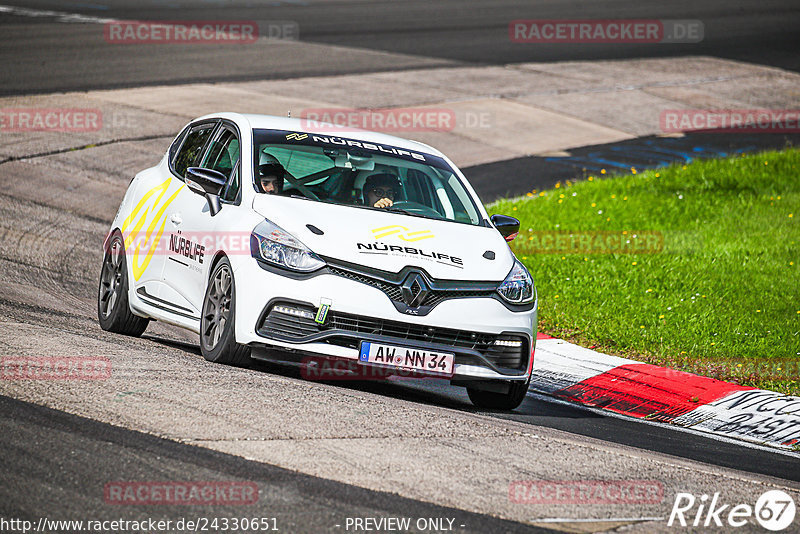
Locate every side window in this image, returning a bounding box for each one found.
[173,124,215,178]
[202,129,240,179]
[168,127,189,163]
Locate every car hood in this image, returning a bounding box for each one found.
[251,196,515,281]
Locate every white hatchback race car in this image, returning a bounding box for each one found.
[98,113,537,410]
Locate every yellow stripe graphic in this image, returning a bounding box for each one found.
[121,177,182,281]
[398,230,434,242]
[371,225,435,242]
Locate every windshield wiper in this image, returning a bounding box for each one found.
[383,206,413,215]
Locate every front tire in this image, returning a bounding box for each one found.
[200,257,250,366]
[467,379,530,411]
[97,233,149,336]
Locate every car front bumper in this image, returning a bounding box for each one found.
[232,259,537,381]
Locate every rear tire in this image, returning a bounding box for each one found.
[200,257,250,366]
[97,233,149,337]
[467,379,530,411]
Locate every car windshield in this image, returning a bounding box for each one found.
[252,129,483,226]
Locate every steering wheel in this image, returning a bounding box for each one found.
[389,201,443,218]
[284,188,328,200]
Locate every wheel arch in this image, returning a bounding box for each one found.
[103,227,123,255]
[207,250,230,281]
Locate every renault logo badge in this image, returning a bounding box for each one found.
[401,272,429,308]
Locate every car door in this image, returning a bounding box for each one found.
[161,123,241,317]
[124,120,217,312]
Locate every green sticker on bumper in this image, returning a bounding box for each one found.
[315,303,330,324]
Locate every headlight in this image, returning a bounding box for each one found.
[251,220,325,272]
[497,260,535,304]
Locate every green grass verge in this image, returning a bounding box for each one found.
[488,148,800,395]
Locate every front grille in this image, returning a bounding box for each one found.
[258,302,528,373]
[328,266,494,309]
[329,267,403,301]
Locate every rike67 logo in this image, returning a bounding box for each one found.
[668,490,796,531]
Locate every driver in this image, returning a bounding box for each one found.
[257,154,286,195]
[363,172,401,209]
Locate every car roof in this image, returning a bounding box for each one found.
[195,112,446,159]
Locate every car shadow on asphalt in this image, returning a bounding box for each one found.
[246,357,601,420]
[141,334,598,420]
[142,334,202,356]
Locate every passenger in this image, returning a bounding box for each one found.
[363,173,401,209]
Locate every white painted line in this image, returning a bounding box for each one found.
[676,390,800,448]
[0,4,114,24]
[531,517,664,523]
[0,4,302,45]
[530,336,800,452]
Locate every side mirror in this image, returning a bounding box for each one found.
[490,214,520,242]
[186,167,226,216]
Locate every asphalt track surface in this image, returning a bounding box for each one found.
[253,366,800,483]
[0,0,799,95]
[0,395,552,534]
[2,1,800,532]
